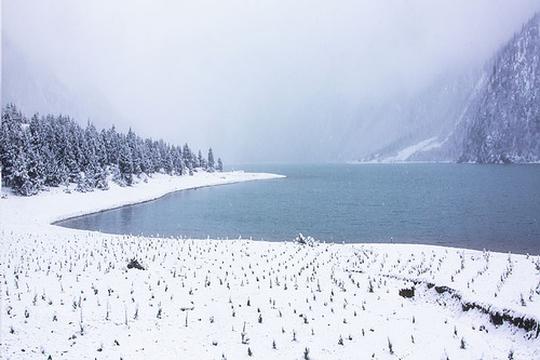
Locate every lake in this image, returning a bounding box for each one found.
[58,164,540,254]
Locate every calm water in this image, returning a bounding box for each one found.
[58,164,540,254]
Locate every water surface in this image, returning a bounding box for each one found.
[58,164,540,254]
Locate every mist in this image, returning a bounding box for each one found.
[3,0,539,163]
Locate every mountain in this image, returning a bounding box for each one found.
[357,69,481,162]
[361,12,540,164]
[457,13,540,163]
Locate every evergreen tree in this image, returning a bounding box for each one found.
[207,148,215,172]
[183,143,193,174]
[217,158,224,172]
[57,162,70,189]
[0,105,224,195]
[118,141,134,186]
[11,128,40,196]
[126,128,142,175]
[172,146,184,175]
[75,171,87,193]
[0,105,24,186]
[197,150,204,168]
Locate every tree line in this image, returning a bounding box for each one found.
[0,104,223,196]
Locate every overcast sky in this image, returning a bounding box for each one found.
[3,0,540,163]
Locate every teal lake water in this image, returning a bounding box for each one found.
[58,164,540,254]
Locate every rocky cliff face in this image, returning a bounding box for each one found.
[364,13,540,164]
[458,13,540,163]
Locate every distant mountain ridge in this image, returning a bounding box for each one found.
[362,12,540,164]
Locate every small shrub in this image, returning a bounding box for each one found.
[127,258,145,270]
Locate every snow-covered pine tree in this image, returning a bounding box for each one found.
[0,105,224,195]
[103,126,120,166]
[75,171,87,192]
[183,143,193,174]
[207,148,215,172]
[118,140,134,186]
[139,139,153,175]
[0,105,24,187]
[163,147,174,175]
[11,128,40,196]
[217,158,224,172]
[126,128,143,176]
[172,146,184,175]
[197,150,204,169]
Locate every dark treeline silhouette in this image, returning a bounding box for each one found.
[0,104,223,196]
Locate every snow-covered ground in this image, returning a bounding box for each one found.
[1,171,539,359]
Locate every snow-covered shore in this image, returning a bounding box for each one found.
[1,171,540,359]
[1,171,285,232]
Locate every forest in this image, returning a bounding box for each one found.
[0,104,223,196]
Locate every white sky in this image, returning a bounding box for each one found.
[3,0,540,163]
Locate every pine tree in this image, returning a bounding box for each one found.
[207,148,215,172]
[0,105,24,187]
[95,164,109,190]
[126,128,142,176]
[163,149,174,175]
[217,158,223,172]
[104,126,121,166]
[171,146,184,175]
[57,162,70,189]
[197,150,204,169]
[11,128,40,196]
[75,171,87,193]
[118,141,134,186]
[10,149,32,195]
[0,105,224,195]
[183,143,193,174]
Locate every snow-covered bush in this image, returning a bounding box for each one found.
[293,233,318,247]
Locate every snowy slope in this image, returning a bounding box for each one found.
[369,12,540,164]
[356,69,480,163]
[366,137,443,163]
[458,13,540,163]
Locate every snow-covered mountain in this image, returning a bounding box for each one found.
[457,13,540,163]
[362,12,540,164]
[358,69,481,163]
